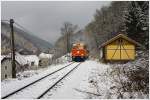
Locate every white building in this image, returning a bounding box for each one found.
[39,52,53,67]
[23,55,39,67]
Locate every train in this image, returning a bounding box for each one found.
[71,42,89,62]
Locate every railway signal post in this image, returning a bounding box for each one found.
[10,19,16,78]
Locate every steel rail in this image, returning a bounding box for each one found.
[37,62,82,99]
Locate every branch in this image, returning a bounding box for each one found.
[74,88,101,96]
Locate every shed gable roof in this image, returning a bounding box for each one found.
[99,34,143,48]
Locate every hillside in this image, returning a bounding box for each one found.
[1,22,53,55]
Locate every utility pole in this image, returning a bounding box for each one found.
[66,32,69,61]
[10,19,16,78]
[66,32,68,53]
[66,32,70,53]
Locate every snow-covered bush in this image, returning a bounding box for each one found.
[110,50,149,99]
[51,53,71,65]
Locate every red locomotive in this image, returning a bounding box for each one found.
[71,42,88,62]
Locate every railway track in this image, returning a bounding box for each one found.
[2,62,81,99]
[37,62,81,99]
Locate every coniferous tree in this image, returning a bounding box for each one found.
[125,1,149,48]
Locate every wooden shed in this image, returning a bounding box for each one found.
[99,34,142,61]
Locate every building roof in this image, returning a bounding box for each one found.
[1,53,27,65]
[1,57,21,66]
[1,53,39,66]
[99,34,143,48]
[1,55,8,61]
[15,53,28,65]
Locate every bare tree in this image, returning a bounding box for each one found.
[60,22,78,53]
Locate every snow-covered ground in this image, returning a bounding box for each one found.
[2,60,113,99]
[1,62,72,98]
[2,59,148,99]
[4,63,80,99]
[43,60,112,99]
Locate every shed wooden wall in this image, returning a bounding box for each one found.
[104,38,135,60]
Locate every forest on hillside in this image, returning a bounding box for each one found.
[54,1,149,58]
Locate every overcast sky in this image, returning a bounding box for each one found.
[2,1,111,44]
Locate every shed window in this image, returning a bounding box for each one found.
[119,39,123,43]
[31,62,34,66]
[5,74,7,78]
[39,60,42,66]
[5,66,7,70]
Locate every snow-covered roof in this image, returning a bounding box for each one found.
[15,53,28,65]
[39,52,53,59]
[1,55,8,61]
[99,34,143,48]
[1,53,39,66]
[1,54,26,66]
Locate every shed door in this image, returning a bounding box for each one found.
[105,38,135,60]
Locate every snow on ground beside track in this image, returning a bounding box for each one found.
[1,62,71,97]
[7,63,80,99]
[43,60,112,99]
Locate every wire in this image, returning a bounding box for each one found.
[1,19,35,35]
[14,21,34,35]
[1,20,10,24]
[1,20,9,22]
